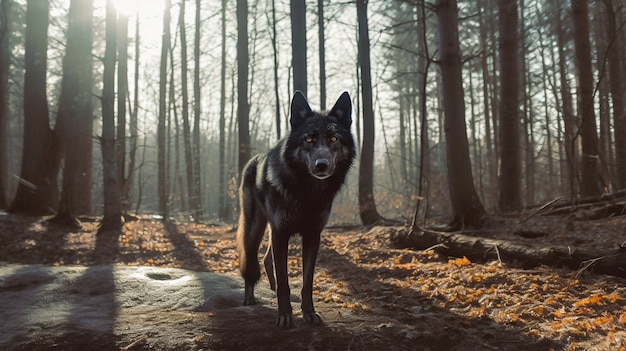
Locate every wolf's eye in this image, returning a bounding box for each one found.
[305,136,313,143]
[330,136,338,142]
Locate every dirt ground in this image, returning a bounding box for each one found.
[0,212,625,350]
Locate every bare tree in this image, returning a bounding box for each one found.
[571,0,602,197]
[100,0,122,232]
[218,0,229,219]
[178,0,197,217]
[436,0,486,229]
[192,0,203,220]
[291,0,307,96]
[357,0,382,226]
[498,0,521,211]
[604,0,626,190]
[0,0,10,208]
[158,0,172,219]
[318,0,326,110]
[556,0,578,197]
[237,0,251,174]
[269,0,281,139]
[53,0,94,226]
[125,14,141,217]
[10,0,61,216]
[116,11,129,214]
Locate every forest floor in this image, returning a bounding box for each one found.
[0,212,625,350]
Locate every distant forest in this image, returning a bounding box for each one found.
[0,0,624,230]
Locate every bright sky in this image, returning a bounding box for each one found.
[112,0,164,18]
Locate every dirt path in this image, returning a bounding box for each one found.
[0,214,624,350]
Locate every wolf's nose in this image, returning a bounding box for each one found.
[315,159,329,172]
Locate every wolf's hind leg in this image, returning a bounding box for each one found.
[236,171,267,306]
[237,210,266,306]
[263,232,276,291]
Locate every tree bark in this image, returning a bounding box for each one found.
[498,0,521,211]
[125,15,141,217]
[157,0,171,220]
[556,0,578,198]
[116,12,128,214]
[357,0,382,226]
[99,0,122,232]
[390,227,626,278]
[571,0,602,197]
[318,0,326,110]
[192,0,203,220]
[436,0,486,229]
[291,0,307,97]
[237,0,250,175]
[10,0,61,216]
[218,0,229,219]
[54,0,94,226]
[0,0,10,209]
[270,0,281,140]
[604,0,626,190]
[178,0,196,217]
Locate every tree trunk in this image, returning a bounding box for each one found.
[10,0,61,216]
[125,15,141,217]
[99,0,122,232]
[178,0,196,217]
[556,0,578,198]
[0,0,10,209]
[291,0,307,96]
[318,0,326,110]
[116,12,128,214]
[571,0,602,197]
[158,0,171,220]
[218,0,229,219]
[414,0,431,226]
[498,0,521,211]
[436,0,486,229]
[605,0,626,190]
[356,0,382,226]
[594,6,614,192]
[192,0,203,220]
[237,0,250,175]
[270,0,281,140]
[478,0,494,198]
[390,227,626,278]
[53,0,94,226]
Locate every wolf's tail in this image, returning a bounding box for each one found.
[236,156,267,286]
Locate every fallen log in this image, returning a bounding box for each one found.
[543,202,626,219]
[387,226,626,278]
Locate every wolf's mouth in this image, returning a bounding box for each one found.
[311,172,332,180]
[310,158,333,180]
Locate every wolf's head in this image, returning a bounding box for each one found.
[288,91,355,180]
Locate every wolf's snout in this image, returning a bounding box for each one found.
[315,159,329,172]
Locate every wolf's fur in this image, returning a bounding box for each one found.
[236,91,356,328]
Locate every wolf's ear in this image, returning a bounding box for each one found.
[290,91,312,129]
[329,92,352,128]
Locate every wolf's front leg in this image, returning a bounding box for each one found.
[272,233,294,329]
[301,232,323,325]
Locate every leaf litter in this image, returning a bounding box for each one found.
[0,212,624,350]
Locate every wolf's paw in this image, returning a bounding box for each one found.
[242,295,256,306]
[303,311,323,325]
[243,284,256,306]
[275,312,294,329]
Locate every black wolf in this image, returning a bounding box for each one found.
[236,91,356,329]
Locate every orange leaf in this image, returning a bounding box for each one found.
[620,312,626,325]
[574,295,604,308]
[451,256,471,267]
[594,315,612,326]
